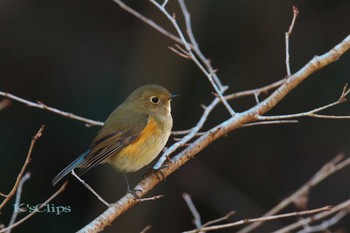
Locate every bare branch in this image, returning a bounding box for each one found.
[297,208,350,233]
[274,200,350,233]
[71,170,111,207]
[139,225,152,233]
[149,0,235,116]
[202,211,236,228]
[0,91,103,127]
[112,0,184,45]
[285,6,299,76]
[185,206,332,233]
[238,154,350,233]
[137,195,164,202]
[256,84,350,121]
[225,79,286,101]
[0,125,45,210]
[6,172,31,233]
[182,193,202,229]
[77,33,350,232]
[178,0,223,89]
[241,120,298,127]
[0,182,68,233]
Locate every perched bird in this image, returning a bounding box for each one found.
[52,84,175,187]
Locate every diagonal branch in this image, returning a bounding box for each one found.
[149,0,235,116]
[256,83,350,121]
[0,125,45,210]
[238,153,350,233]
[112,0,184,45]
[78,32,350,233]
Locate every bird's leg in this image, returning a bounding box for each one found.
[123,173,142,198]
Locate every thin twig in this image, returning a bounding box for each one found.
[137,195,164,202]
[0,91,103,127]
[225,79,286,101]
[297,208,350,233]
[140,225,152,233]
[185,206,332,233]
[0,182,68,233]
[182,193,202,228]
[274,200,350,233]
[149,0,235,116]
[71,170,110,207]
[256,84,350,121]
[238,154,350,233]
[202,211,236,228]
[285,6,299,76]
[241,120,298,127]
[0,125,45,210]
[178,0,223,89]
[6,172,31,233]
[112,0,184,45]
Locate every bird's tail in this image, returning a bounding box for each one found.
[52,149,90,186]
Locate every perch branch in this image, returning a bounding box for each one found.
[78,33,350,233]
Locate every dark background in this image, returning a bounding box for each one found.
[1,0,350,232]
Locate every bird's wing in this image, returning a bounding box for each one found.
[75,114,148,176]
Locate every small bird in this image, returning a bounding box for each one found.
[52,84,175,187]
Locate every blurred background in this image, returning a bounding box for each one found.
[1,0,350,232]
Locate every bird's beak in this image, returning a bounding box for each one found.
[170,94,180,100]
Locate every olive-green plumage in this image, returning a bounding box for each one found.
[52,84,174,186]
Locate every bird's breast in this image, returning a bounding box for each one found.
[107,115,172,172]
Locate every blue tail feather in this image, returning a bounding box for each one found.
[52,149,90,186]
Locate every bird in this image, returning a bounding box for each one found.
[52,84,175,188]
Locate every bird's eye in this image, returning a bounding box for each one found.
[150,96,160,104]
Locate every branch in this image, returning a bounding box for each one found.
[0,125,45,210]
[238,153,350,233]
[78,34,350,233]
[256,83,350,121]
[112,0,184,45]
[274,199,350,233]
[184,206,332,233]
[149,0,235,116]
[182,193,202,229]
[71,170,111,207]
[285,6,299,76]
[178,0,223,89]
[0,181,68,233]
[0,91,103,127]
[297,208,350,233]
[6,172,31,233]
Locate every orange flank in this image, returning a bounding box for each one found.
[119,117,160,157]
